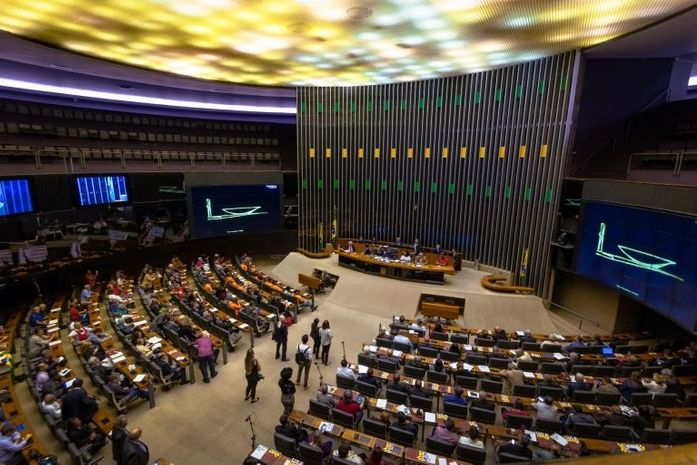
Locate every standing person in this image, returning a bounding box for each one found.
[120,427,149,465]
[273,320,289,361]
[295,334,312,390]
[310,318,321,359]
[245,348,262,403]
[111,414,129,464]
[319,320,333,366]
[194,331,217,383]
[278,367,296,414]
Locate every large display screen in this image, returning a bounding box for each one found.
[190,184,281,238]
[76,175,129,206]
[576,201,697,332]
[0,178,33,216]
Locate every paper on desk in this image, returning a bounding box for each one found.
[47,327,59,333]
[112,356,127,364]
[553,353,565,360]
[463,345,473,351]
[425,412,436,423]
[358,365,369,374]
[462,363,473,371]
[392,350,403,357]
[49,340,61,346]
[478,365,490,373]
[397,404,410,415]
[551,433,568,446]
[376,399,387,409]
[251,445,268,460]
[229,318,237,323]
[523,371,535,378]
[524,430,537,443]
[147,336,162,344]
[133,374,146,383]
[239,323,249,329]
[368,345,378,353]
[438,458,447,465]
[423,452,437,465]
[319,422,334,434]
[449,362,458,369]
[516,331,525,336]
[133,320,147,327]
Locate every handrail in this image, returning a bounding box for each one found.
[481,274,534,294]
[296,247,331,259]
[549,302,603,331]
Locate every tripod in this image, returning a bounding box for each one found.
[246,413,257,450]
[314,361,324,387]
[341,341,347,362]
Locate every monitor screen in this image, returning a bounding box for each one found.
[576,201,697,333]
[76,175,129,206]
[190,184,281,238]
[0,178,33,216]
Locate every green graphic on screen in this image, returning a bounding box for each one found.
[205,198,268,222]
[596,222,683,282]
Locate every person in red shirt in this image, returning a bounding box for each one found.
[335,389,367,423]
[501,398,530,421]
[436,254,449,266]
[72,323,89,342]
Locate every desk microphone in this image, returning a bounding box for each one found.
[245,415,252,422]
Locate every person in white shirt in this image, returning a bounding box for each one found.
[642,373,668,395]
[333,442,363,464]
[459,425,484,449]
[392,331,413,350]
[531,396,558,420]
[400,252,411,262]
[40,393,62,421]
[295,334,312,389]
[337,359,357,380]
[408,319,426,333]
[319,320,333,366]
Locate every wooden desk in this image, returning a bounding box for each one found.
[421,302,461,320]
[248,445,297,465]
[337,251,455,285]
[404,447,468,465]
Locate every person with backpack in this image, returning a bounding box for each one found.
[310,318,321,359]
[295,334,312,389]
[278,367,296,414]
[273,320,289,361]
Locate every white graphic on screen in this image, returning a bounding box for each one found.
[205,198,268,221]
[596,222,683,282]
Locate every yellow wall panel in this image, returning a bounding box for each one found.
[540,144,548,158]
[407,147,413,159]
[519,145,527,158]
[341,147,347,158]
[325,147,331,158]
[498,146,506,158]
[442,147,448,159]
[424,147,431,159]
[374,147,380,158]
[460,147,467,158]
[309,147,315,158]
[358,147,364,158]
[390,147,397,158]
[479,146,486,158]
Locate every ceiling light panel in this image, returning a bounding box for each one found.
[0,0,691,86]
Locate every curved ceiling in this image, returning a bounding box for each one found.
[0,0,693,86]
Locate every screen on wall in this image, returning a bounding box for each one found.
[76,175,129,206]
[0,178,33,216]
[576,201,697,332]
[190,184,281,238]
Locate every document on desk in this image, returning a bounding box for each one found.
[49,340,62,347]
[425,412,436,423]
[133,320,147,327]
[478,365,490,373]
[423,452,437,464]
[319,422,335,434]
[523,371,535,379]
[376,399,387,409]
[462,363,473,371]
[553,352,565,360]
[524,430,537,443]
[251,445,268,460]
[463,345,473,351]
[368,345,378,353]
[551,433,568,446]
[438,458,447,465]
[239,323,249,329]
[358,365,369,374]
[133,374,146,383]
[392,350,403,357]
[147,336,162,344]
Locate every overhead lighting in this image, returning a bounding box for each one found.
[0,77,296,114]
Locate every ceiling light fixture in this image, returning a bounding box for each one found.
[0,77,296,114]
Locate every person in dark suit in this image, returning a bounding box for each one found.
[273,321,289,361]
[111,414,129,463]
[120,428,149,465]
[61,378,97,424]
[412,239,421,254]
[346,241,356,253]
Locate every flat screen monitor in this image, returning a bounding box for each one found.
[190,184,281,238]
[76,175,129,206]
[0,178,33,216]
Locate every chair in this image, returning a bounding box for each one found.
[332,409,357,429]
[309,399,331,421]
[505,414,533,430]
[386,389,409,405]
[614,345,631,354]
[418,346,440,358]
[376,337,393,349]
[356,380,379,398]
[450,333,469,345]
[456,376,479,390]
[440,351,460,362]
[673,364,697,376]
[388,426,415,447]
[512,384,537,398]
[573,390,596,403]
[358,353,377,367]
[595,392,621,406]
[653,393,679,408]
[498,452,532,463]
[363,417,387,439]
[378,358,398,374]
[540,363,564,375]
[431,331,449,341]
[489,357,509,369]
[455,444,486,465]
[469,406,496,424]
[475,337,495,347]
[684,392,697,406]
[497,339,519,350]
[336,375,356,390]
[642,366,663,377]
[465,354,487,366]
[480,379,503,394]
[572,422,601,438]
[273,432,298,458]
[516,361,538,372]
[426,436,456,456]
[332,456,357,465]
[671,429,697,445]
[443,401,468,419]
[299,443,324,465]
[427,370,448,385]
[394,340,413,353]
[534,418,564,434]
[601,425,635,442]
[404,365,426,379]
[410,395,433,411]
[630,393,653,406]
[593,366,616,377]
[537,386,564,400]
[642,428,670,444]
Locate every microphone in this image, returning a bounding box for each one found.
[245,415,251,422]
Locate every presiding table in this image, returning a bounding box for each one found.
[337,250,455,284]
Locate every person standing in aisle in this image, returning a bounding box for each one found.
[274,320,289,361]
[245,348,262,403]
[319,320,333,366]
[295,334,312,390]
[310,318,321,359]
[193,331,217,383]
[278,367,296,414]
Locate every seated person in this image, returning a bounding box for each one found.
[410,379,431,398]
[337,359,358,381]
[275,414,308,444]
[152,351,187,387]
[470,391,495,411]
[390,411,418,437]
[502,398,530,420]
[28,306,46,328]
[620,371,646,402]
[307,432,333,459]
[387,374,410,394]
[564,336,587,353]
[336,390,367,424]
[363,245,373,256]
[593,377,620,395]
[565,405,597,432]
[414,253,427,265]
[333,441,363,465]
[316,384,337,407]
[459,425,484,449]
[531,396,557,420]
[364,446,388,465]
[107,373,149,401]
[0,422,31,465]
[40,393,62,421]
[443,385,467,406]
[28,328,49,360]
[432,418,458,444]
[436,254,448,266]
[357,368,382,393]
[66,417,107,454]
[399,252,411,262]
[497,433,533,461]
[392,331,413,349]
[566,373,593,399]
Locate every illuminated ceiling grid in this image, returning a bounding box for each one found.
[0,0,691,86]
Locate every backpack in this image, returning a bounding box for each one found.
[295,345,309,364]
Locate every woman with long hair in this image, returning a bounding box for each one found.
[364,446,388,465]
[244,348,261,403]
[310,318,321,358]
[319,320,333,366]
[278,366,295,414]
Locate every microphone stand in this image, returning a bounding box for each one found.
[246,413,257,450]
[314,361,324,387]
[341,341,347,362]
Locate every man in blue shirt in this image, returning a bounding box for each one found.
[444,386,467,406]
[28,306,45,328]
[80,285,93,302]
[0,422,30,465]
